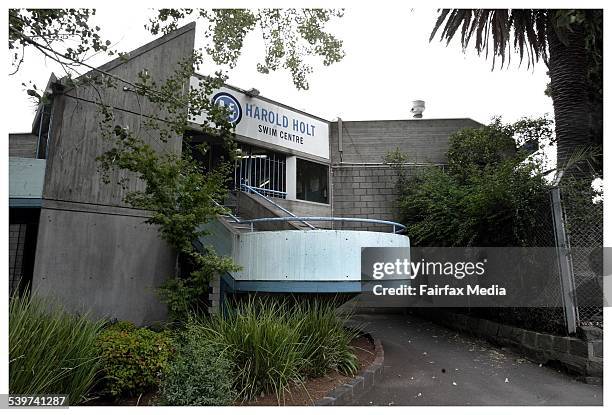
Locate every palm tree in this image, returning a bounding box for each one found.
[430,9,602,177]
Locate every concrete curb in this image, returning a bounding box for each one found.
[314,336,384,406]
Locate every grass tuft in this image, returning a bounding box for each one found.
[9,294,105,404]
[190,297,359,403]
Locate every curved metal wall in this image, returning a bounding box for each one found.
[233,229,410,282]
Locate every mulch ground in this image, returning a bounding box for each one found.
[83,391,158,406]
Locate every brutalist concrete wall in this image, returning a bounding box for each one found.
[34,203,175,324]
[32,24,196,325]
[329,119,481,231]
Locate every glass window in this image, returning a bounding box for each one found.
[296,159,329,204]
[233,144,286,198]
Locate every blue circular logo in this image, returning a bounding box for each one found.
[212,92,242,125]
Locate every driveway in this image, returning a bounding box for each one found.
[351,313,602,406]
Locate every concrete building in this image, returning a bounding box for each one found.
[8,23,480,324]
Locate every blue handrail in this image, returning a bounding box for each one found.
[240,216,406,234]
[209,197,240,223]
[242,185,287,197]
[240,182,316,229]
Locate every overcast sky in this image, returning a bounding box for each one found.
[8,7,554,132]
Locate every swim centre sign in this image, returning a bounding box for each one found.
[189,77,329,159]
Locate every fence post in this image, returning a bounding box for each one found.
[550,187,578,335]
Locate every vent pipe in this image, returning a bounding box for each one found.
[411,100,425,118]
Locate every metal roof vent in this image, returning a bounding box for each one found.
[411,100,425,118]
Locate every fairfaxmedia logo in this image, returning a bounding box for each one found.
[212,92,242,124]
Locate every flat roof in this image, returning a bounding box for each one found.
[335,118,482,125]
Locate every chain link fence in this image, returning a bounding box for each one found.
[463,190,568,335]
[559,178,604,329]
[462,179,603,336]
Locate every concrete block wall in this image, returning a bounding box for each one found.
[329,118,481,231]
[416,308,603,380]
[329,119,482,165]
[332,165,432,231]
[332,166,403,232]
[9,133,38,158]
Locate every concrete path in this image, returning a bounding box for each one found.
[351,313,602,406]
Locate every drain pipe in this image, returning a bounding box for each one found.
[338,117,343,163]
[332,117,344,230]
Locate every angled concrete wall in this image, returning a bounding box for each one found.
[32,24,196,325]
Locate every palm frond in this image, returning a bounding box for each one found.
[431,9,549,69]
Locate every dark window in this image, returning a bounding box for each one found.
[296,159,329,204]
[9,208,40,297]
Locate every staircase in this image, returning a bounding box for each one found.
[199,189,410,300]
[220,188,316,232]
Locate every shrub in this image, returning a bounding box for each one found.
[105,320,137,332]
[160,323,234,405]
[388,117,552,247]
[96,322,174,397]
[192,298,358,402]
[9,294,104,404]
[293,300,359,377]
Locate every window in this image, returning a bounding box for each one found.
[234,144,286,198]
[296,159,329,204]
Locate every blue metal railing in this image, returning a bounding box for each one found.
[242,185,287,198]
[214,181,407,234]
[240,182,316,229]
[210,197,240,223]
[240,216,406,234]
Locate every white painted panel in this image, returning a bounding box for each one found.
[285,156,297,200]
[9,157,46,198]
[232,230,410,282]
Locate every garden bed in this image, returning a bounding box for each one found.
[14,296,367,406]
[244,335,375,406]
[86,335,375,406]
